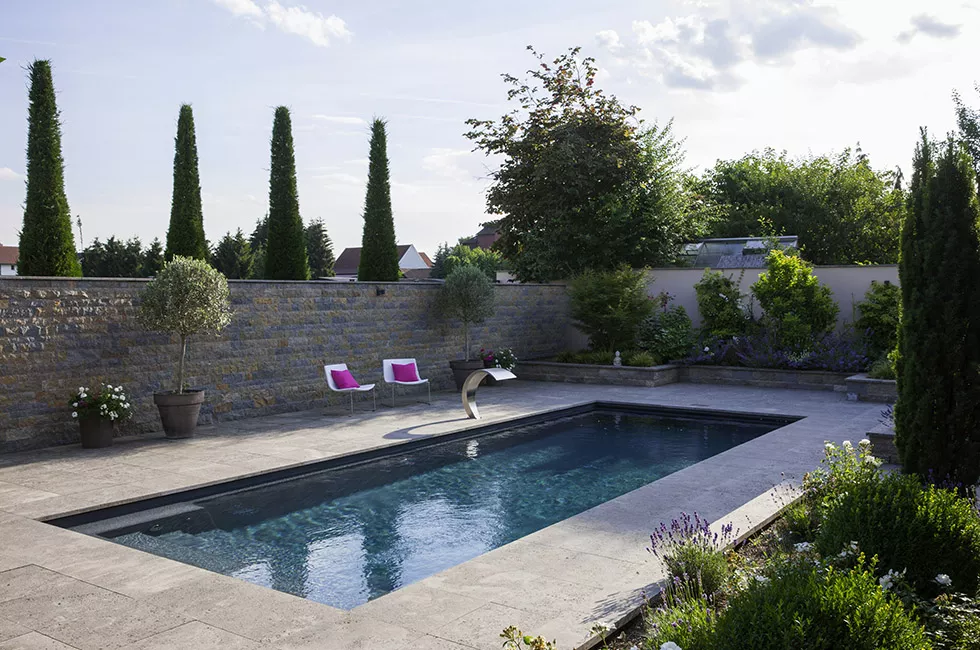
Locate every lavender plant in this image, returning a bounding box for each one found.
[649,512,738,597]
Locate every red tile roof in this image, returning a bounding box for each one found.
[0,245,18,266]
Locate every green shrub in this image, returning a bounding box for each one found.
[569,266,654,352]
[554,350,614,365]
[815,472,980,595]
[624,350,658,367]
[855,280,901,359]
[714,559,929,650]
[639,296,695,361]
[925,593,980,650]
[694,269,749,338]
[802,439,883,522]
[868,350,897,380]
[643,583,716,650]
[782,500,818,542]
[751,250,838,350]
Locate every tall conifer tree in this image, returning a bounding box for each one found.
[165,104,208,260]
[265,107,309,280]
[18,60,81,277]
[305,218,335,278]
[357,118,399,281]
[896,131,980,485]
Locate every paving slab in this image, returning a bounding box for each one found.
[124,621,262,650]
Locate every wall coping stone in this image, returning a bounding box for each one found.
[0,276,566,288]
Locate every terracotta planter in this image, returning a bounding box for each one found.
[449,359,486,391]
[78,416,114,449]
[153,389,205,439]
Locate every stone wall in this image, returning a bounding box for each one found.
[0,278,571,452]
[680,365,851,392]
[516,361,680,387]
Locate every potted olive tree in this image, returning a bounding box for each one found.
[138,256,232,438]
[438,265,495,389]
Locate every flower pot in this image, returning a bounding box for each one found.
[153,389,205,439]
[78,416,114,449]
[449,359,486,391]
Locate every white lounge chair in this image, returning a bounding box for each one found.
[382,358,431,407]
[324,363,376,415]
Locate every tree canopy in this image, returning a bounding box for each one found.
[694,148,905,265]
[212,229,254,279]
[305,218,336,278]
[264,107,309,280]
[165,104,208,261]
[358,118,399,281]
[465,46,702,282]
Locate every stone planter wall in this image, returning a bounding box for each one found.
[679,365,852,392]
[845,374,897,403]
[516,361,681,387]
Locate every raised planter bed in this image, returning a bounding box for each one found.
[845,373,897,403]
[866,420,899,464]
[679,365,852,392]
[515,360,680,387]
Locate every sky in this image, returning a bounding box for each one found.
[0,0,977,258]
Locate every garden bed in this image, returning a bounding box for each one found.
[681,365,852,392]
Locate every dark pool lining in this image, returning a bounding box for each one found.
[49,401,800,533]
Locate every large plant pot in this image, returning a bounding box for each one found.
[78,416,114,449]
[153,390,205,439]
[449,359,486,391]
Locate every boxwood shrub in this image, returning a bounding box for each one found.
[815,472,980,595]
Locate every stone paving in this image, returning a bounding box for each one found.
[0,381,884,649]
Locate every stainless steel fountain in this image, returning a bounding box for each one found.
[461,368,516,419]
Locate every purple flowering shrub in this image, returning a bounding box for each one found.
[683,325,870,373]
[649,512,738,598]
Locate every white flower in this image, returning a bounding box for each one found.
[825,442,836,451]
[755,574,769,583]
[859,439,872,448]
[660,643,682,650]
[703,346,710,353]
[935,574,952,587]
[72,402,78,407]
[71,412,78,418]
[842,440,853,450]
[879,568,905,591]
[114,386,122,392]
[794,542,812,552]
[849,541,859,552]
[107,384,113,390]
[123,403,130,409]
[78,387,84,393]
[80,393,87,399]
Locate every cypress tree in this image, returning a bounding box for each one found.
[265,107,309,280]
[895,131,980,486]
[18,60,81,277]
[357,118,399,281]
[304,218,335,278]
[165,104,208,261]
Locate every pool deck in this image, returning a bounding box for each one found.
[0,381,884,649]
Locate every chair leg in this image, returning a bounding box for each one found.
[349,392,354,416]
[391,384,396,408]
[373,388,377,411]
[427,382,431,405]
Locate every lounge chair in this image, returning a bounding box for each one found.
[382,358,431,407]
[324,363,376,415]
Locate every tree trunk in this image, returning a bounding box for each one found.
[464,322,470,361]
[177,335,187,394]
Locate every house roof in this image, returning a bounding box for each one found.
[402,268,433,280]
[476,224,498,236]
[418,252,433,268]
[680,236,798,268]
[0,245,18,266]
[334,245,419,275]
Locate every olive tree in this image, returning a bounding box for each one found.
[138,256,232,393]
[438,265,495,360]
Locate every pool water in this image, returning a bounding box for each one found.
[107,409,776,609]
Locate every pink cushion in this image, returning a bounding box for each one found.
[331,369,360,389]
[392,362,420,382]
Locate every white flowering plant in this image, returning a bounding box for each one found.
[69,384,133,422]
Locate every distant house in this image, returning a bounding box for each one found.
[0,244,18,276]
[460,224,500,250]
[679,236,798,269]
[333,244,433,279]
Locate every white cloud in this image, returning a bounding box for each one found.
[312,114,366,125]
[598,0,861,90]
[313,172,362,184]
[0,167,24,182]
[898,14,961,43]
[421,148,476,182]
[212,0,351,47]
[213,0,263,18]
[264,1,351,47]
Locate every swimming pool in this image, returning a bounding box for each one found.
[61,405,788,609]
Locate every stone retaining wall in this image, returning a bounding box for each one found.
[845,374,897,403]
[680,365,852,392]
[0,278,571,452]
[516,361,681,387]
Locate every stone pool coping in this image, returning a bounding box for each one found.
[0,381,885,649]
